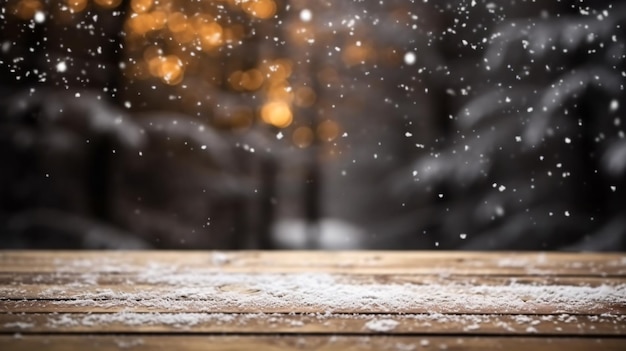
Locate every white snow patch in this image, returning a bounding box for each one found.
[16,269,624,314]
[365,319,399,332]
[114,338,144,349]
[3,322,34,329]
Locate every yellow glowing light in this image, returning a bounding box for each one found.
[14,0,42,20]
[243,0,276,19]
[199,22,223,48]
[159,55,184,85]
[147,56,162,77]
[148,55,184,85]
[261,101,293,128]
[151,10,167,29]
[66,0,87,13]
[190,13,213,29]
[127,13,164,35]
[228,70,244,91]
[131,0,153,14]
[294,86,316,107]
[94,0,122,9]
[143,45,162,62]
[317,119,340,142]
[167,12,188,33]
[266,81,293,102]
[223,25,244,44]
[293,126,314,148]
[230,69,263,91]
[262,59,292,80]
[174,28,195,44]
[240,69,264,91]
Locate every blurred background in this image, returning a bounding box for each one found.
[1,0,624,250]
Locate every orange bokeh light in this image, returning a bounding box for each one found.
[230,69,264,91]
[242,0,276,20]
[167,12,188,33]
[266,81,293,102]
[294,86,317,107]
[317,119,340,142]
[228,70,244,91]
[262,59,292,80]
[131,0,153,14]
[293,126,314,148]
[148,55,184,85]
[94,0,122,9]
[199,22,223,48]
[128,12,165,35]
[159,55,184,85]
[244,69,264,90]
[223,24,244,44]
[14,0,42,20]
[66,0,87,13]
[261,101,293,128]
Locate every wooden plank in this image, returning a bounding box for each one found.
[1,335,626,351]
[1,251,624,276]
[1,312,625,335]
[1,252,624,349]
[2,272,625,286]
[2,275,624,314]
[4,300,624,315]
[1,299,623,315]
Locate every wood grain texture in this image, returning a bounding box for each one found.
[0,251,625,350]
[2,336,626,351]
[1,313,625,335]
[1,251,625,275]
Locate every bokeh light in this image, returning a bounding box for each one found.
[292,126,314,148]
[147,55,184,85]
[294,86,317,108]
[13,0,42,20]
[66,0,87,13]
[242,0,276,20]
[93,0,122,9]
[131,0,152,14]
[261,101,293,128]
[317,119,340,142]
[199,22,224,49]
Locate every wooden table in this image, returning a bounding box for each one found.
[0,251,625,350]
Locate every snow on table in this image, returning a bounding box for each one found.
[1,251,625,350]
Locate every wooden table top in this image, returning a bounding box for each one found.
[0,251,625,350]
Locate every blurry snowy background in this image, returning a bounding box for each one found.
[1,0,624,250]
